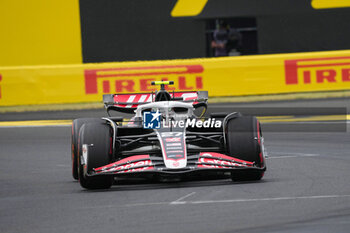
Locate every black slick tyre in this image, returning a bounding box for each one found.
[77,122,113,189]
[225,115,265,181]
[71,118,102,180]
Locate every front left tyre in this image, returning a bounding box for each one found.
[77,122,113,189]
[225,114,266,181]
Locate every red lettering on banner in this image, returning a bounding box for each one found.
[103,80,110,93]
[196,76,203,89]
[303,70,311,84]
[316,70,336,83]
[115,80,135,92]
[84,65,204,94]
[178,76,193,90]
[140,78,157,92]
[342,68,350,82]
[162,78,176,91]
[284,57,350,85]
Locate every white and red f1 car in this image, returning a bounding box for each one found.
[71,81,267,189]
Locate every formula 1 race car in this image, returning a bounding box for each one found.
[71,81,267,189]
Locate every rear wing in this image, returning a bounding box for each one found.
[103,91,208,113]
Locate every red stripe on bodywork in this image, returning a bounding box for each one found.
[200,152,254,165]
[112,91,200,108]
[96,155,151,170]
[198,152,254,168]
[94,155,153,174]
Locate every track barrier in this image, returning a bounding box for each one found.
[1,50,350,106]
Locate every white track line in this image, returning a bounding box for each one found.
[125,202,169,207]
[268,153,320,159]
[190,194,350,205]
[170,192,196,205]
[126,194,350,207]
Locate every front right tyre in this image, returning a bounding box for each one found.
[77,122,113,189]
[71,118,103,180]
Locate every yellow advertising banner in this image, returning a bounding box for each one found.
[0,0,82,67]
[1,50,350,106]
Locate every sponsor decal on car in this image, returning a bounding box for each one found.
[172,161,180,167]
[81,144,88,165]
[285,56,350,85]
[165,143,182,146]
[197,152,254,169]
[198,157,245,168]
[157,132,187,169]
[165,137,181,142]
[95,155,154,174]
[112,160,153,173]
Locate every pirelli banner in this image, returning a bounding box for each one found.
[1,50,350,106]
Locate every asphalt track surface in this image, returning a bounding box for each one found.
[1,98,350,233]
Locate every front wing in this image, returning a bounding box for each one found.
[88,152,265,177]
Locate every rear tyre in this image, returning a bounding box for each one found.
[71,118,102,180]
[78,122,113,189]
[225,115,265,181]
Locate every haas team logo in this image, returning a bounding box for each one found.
[285,56,350,85]
[84,65,204,94]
